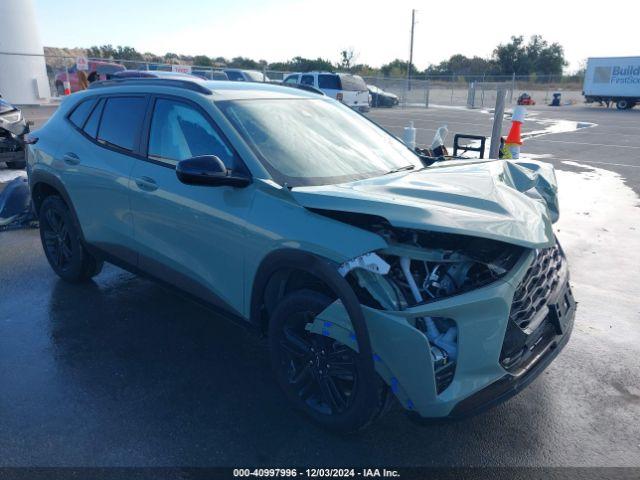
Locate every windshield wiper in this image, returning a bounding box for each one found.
[384,165,416,175]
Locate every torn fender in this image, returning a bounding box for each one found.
[307,299,436,413]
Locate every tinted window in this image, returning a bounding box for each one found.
[225,70,244,81]
[284,75,299,84]
[82,98,104,138]
[148,99,237,168]
[300,75,314,86]
[69,98,97,128]
[339,74,367,91]
[318,74,340,90]
[97,97,147,151]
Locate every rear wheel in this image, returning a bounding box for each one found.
[39,195,103,282]
[269,289,390,432]
[616,99,630,110]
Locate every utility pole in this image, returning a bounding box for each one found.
[407,9,415,91]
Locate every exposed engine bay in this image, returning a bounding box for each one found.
[338,218,525,393]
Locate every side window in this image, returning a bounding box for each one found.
[284,75,299,84]
[300,75,314,86]
[147,98,238,169]
[318,74,341,90]
[69,98,97,128]
[82,98,105,138]
[97,96,147,152]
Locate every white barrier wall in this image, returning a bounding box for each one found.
[0,0,50,105]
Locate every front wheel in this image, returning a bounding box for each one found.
[39,195,103,282]
[269,289,390,432]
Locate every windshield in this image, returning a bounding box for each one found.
[218,98,421,187]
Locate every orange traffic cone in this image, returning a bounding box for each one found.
[505,106,526,158]
[63,80,71,96]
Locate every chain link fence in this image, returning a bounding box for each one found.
[1,51,585,108]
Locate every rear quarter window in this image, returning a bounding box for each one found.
[82,98,105,138]
[338,74,367,91]
[96,96,147,152]
[318,74,341,90]
[68,98,97,128]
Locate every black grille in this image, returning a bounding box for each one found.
[510,244,564,330]
[500,243,566,371]
[435,363,456,394]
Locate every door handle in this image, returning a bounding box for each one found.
[135,176,158,192]
[63,152,80,165]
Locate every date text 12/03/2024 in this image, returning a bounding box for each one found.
[233,469,401,477]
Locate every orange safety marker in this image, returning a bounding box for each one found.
[504,106,526,159]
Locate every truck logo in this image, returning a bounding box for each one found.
[594,65,640,85]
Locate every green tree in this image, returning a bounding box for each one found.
[193,55,212,67]
[425,54,498,76]
[380,59,418,77]
[493,35,566,75]
[269,56,334,72]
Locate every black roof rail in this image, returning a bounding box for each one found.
[88,78,212,95]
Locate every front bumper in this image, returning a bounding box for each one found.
[310,243,576,419]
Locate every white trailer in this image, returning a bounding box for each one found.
[583,56,640,110]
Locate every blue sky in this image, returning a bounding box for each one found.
[35,0,640,72]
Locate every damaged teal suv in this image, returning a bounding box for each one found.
[27,78,576,431]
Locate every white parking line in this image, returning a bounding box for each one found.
[556,159,640,168]
[527,138,640,149]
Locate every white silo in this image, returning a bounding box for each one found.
[0,0,50,105]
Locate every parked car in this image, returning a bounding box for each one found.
[0,97,29,169]
[27,78,575,432]
[192,70,229,80]
[55,60,125,95]
[283,72,370,112]
[368,84,399,107]
[517,92,535,106]
[224,69,269,82]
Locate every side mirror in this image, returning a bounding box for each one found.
[176,155,251,187]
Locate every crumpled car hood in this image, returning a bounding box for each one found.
[291,159,559,249]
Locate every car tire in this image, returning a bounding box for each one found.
[269,289,390,432]
[5,160,26,169]
[616,99,630,110]
[39,195,103,282]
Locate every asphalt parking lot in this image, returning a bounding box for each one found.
[1,102,639,467]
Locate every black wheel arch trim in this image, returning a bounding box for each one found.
[250,248,376,380]
[30,169,86,243]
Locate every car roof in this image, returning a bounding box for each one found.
[87,78,325,101]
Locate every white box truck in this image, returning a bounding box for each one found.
[583,56,640,109]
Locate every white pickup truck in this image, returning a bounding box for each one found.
[283,72,370,112]
[583,56,640,109]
